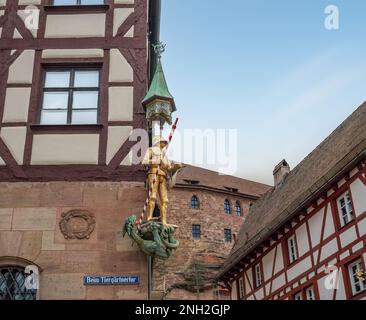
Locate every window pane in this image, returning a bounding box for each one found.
[43,92,69,109]
[74,70,99,87]
[53,0,77,5]
[45,71,70,88]
[80,0,104,4]
[72,91,98,109]
[41,110,67,124]
[72,110,97,124]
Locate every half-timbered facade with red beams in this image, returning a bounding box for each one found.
[0,0,156,181]
[218,102,366,300]
[0,0,161,300]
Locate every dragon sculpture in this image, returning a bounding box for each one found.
[122,216,179,259]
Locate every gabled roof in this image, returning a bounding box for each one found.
[218,101,366,279]
[176,165,271,199]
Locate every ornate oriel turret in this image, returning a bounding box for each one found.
[142,42,176,128]
[122,43,181,260]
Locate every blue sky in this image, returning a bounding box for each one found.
[160,0,366,185]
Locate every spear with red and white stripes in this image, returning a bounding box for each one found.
[135,118,179,226]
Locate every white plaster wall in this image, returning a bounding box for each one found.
[231,281,237,300]
[273,245,284,275]
[317,275,334,300]
[18,0,41,4]
[323,204,335,240]
[358,217,366,237]
[287,256,312,282]
[244,271,253,294]
[109,49,133,82]
[31,134,99,165]
[295,223,309,257]
[3,88,31,122]
[350,179,366,216]
[271,273,285,293]
[115,0,134,3]
[308,208,324,247]
[0,127,27,165]
[106,126,132,164]
[108,87,134,121]
[255,287,264,300]
[7,50,35,84]
[262,248,276,282]
[339,226,357,248]
[113,8,134,36]
[45,14,106,38]
[335,270,346,300]
[319,238,338,262]
[42,49,104,59]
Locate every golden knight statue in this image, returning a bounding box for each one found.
[142,136,182,226]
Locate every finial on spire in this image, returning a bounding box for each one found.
[153,41,166,59]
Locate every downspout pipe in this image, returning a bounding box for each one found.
[149,0,161,82]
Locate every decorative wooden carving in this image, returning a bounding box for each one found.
[59,210,96,240]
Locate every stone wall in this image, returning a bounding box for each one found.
[0,181,148,300]
[153,188,252,300]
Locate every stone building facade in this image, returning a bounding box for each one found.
[153,165,270,300]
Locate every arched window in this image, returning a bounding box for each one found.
[224,199,231,214]
[191,195,200,209]
[235,202,242,217]
[0,267,36,300]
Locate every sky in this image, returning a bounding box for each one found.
[159,0,366,185]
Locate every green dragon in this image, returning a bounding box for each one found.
[122,216,179,259]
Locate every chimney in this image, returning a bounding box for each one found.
[273,159,290,187]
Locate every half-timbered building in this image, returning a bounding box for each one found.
[0,0,159,300]
[218,102,366,300]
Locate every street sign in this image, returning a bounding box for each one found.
[83,276,140,285]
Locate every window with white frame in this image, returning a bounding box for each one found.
[348,259,366,296]
[254,263,262,288]
[294,292,302,300]
[305,286,315,300]
[337,191,354,227]
[287,234,298,264]
[41,68,100,125]
[238,277,244,299]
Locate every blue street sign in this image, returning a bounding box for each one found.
[83,276,140,285]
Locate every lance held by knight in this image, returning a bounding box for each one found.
[142,135,182,226]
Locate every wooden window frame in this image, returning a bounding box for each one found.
[285,233,299,266]
[224,199,231,215]
[292,284,318,300]
[238,277,245,300]
[191,195,200,210]
[224,228,232,243]
[253,262,262,289]
[235,201,242,217]
[336,190,355,228]
[347,258,366,297]
[192,224,201,240]
[39,66,101,126]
